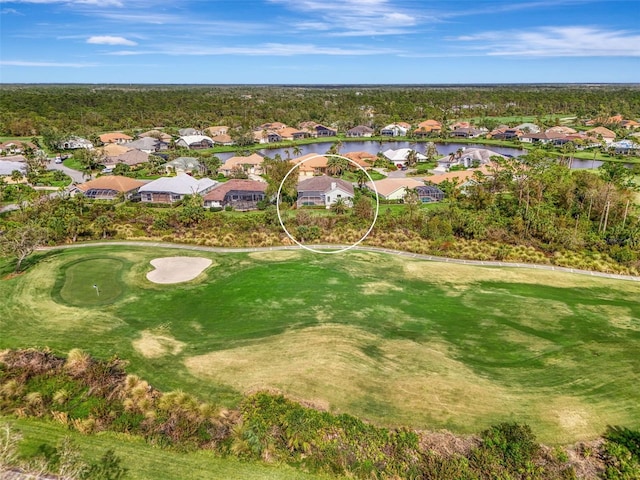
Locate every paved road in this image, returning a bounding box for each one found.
[46,159,85,184]
[39,240,640,283]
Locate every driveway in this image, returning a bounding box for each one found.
[46,159,85,184]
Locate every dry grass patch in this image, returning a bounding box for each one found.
[360,281,403,295]
[132,329,186,358]
[581,305,640,332]
[247,251,302,262]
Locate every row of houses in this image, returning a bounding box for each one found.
[72,170,450,210]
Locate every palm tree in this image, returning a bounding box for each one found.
[406,149,419,168]
[326,157,348,176]
[292,145,302,157]
[354,169,368,189]
[331,197,349,215]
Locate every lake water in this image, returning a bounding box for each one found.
[217,141,526,162]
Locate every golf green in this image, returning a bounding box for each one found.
[56,257,127,306]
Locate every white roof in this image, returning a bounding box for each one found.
[139,173,217,195]
[382,148,427,162]
[178,135,213,144]
[0,160,27,176]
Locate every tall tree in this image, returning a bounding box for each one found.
[0,223,48,273]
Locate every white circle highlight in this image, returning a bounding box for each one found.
[276,153,379,254]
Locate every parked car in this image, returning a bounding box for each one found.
[54,157,63,164]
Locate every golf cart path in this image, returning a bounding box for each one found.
[38,241,640,282]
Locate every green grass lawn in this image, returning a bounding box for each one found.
[1,245,639,445]
[4,416,338,480]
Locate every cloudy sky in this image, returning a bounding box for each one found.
[0,0,639,83]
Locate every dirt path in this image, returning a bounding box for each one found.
[37,241,640,283]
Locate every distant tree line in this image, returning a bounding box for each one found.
[1,84,639,137]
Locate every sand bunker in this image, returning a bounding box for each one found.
[146,256,212,284]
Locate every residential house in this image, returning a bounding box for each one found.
[435,148,505,171]
[520,131,567,145]
[380,123,408,137]
[203,179,268,210]
[343,151,376,169]
[296,175,354,208]
[382,148,426,165]
[449,127,487,138]
[621,119,640,130]
[415,185,445,203]
[424,164,493,194]
[138,130,173,143]
[514,123,540,133]
[346,125,374,137]
[290,153,329,177]
[205,126,229,137]
[449,121,470,130]
[546,126,577,135]
[126,136,169,153]
[99,132,133,145]
[139,173,217,204]
[210,133,235,146]
[58,136,93,150]
[257,122,287,131]
[279,127,308,141]
[0,141,36,155]
[253,130,281,144]
[365,178,424,201]
[611,140,640,155]
[413,120,442,137]
[175,135,214,149]
[219,153,265,177]
[164,157,203,175]
[586,126,616,144]
[298,122,337,138]
[103,149,151,169]
[178,128,201,136]
[490,127,522,140]
[74,176,146,200]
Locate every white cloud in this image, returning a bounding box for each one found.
[87,35,137,46]
[106,42,398,56]
[268,0,419,36]
[453,26,640,57]
[6,0,124,5]
[0,60,99,67]
[1,8,23,14]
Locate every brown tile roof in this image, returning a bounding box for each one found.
[221,153,264,171]
[76,175,146,193]
[343,151,376,167]
[586,126,616,139]
[99,144,131,157]
[99,132,133,143]
[290,153,329,173]
[203,179,267,202]
[365,177,423,197]
[424,165,493,185]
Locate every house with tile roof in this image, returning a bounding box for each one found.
[138,130,173,143]
[290,153,329,177]
[380,123,408,137]
[365,178,424,201]
[586,126,616,144]
[163,157,203,175]
[74,175,147,200]
[343,151,376,169]
[296,175,354,208]
[139,173,217,204]
[414,120,442,137]
[203,179,268,210]
[99,132,133,145]
[346,125,374,137]
[219,153,265,177]
[103,149,150,168]
[175,135,214,149]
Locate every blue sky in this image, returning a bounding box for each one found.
[0,0,639,84]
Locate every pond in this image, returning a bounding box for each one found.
[217,141,527,162]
